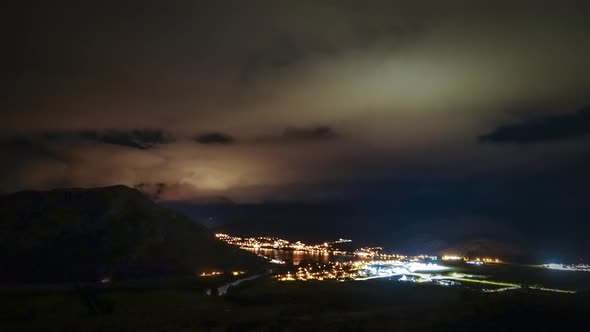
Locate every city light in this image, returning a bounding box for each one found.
[215,232,576,294]
[442,255,464,261]
[466,260,484,266]
[215,233,344,254]
[543,263,590,272]
[442,256,502,264]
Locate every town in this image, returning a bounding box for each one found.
[215,233,502,264]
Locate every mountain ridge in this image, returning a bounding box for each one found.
[0,185,264,282]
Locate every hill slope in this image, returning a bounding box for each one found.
[0,185,263,282]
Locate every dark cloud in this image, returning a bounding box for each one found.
[195,132,236,144]
[40,129,174,149]
[134,182,167,200]
[480,105,590,144]
[256,126,338,143]
[85,130,174,149]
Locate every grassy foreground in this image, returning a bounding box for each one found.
[2,277,589,332]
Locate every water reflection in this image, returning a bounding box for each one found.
[244,248,362,265]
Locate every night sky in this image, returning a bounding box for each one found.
[4,1,590,260]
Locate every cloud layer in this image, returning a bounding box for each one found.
[3,1,590,205]
[480,106,590,144]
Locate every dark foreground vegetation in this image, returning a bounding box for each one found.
[2,278,589,332]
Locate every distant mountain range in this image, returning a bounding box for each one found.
[172,202,535,262]
[0,185,263,282]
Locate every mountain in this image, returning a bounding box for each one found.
[194,202,531,260]
[0,185,264,282]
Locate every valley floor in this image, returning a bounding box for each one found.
[2,278,590,332]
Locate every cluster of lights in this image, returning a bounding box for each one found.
[354,247,383,258]
[410,254,438,261]
[199,270,247,277]
[276,261,363,281]
[358,260,450,276]
[277,260,452,282]
[378,253,408,260]
[543,263,590,272]
[442,255,464,261]
[214,233,578,294]
[199,271,223,277]
[466,261,484,265]
[357,251,435,261]
[442,255,502,264]
[218,233,445,264]
[215,233,350,254]
[215,233,290,250]
[217,233,506,267]
[358,262,575,293]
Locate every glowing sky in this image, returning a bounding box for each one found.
[4,1,589,202]
[3,1,590,257]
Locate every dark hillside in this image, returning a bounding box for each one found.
[0,185,263,282]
